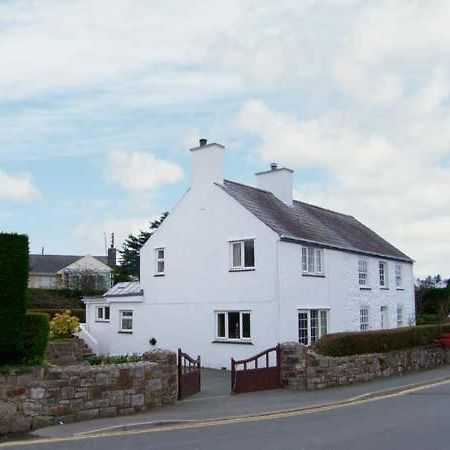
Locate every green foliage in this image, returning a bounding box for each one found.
[22,312,50,365]
[49,310,80,339]
[314,324,450,357]
[29,308,86,322]
[27,288,87,309]
[0,233,29,362]
[87,353,142,365]
[115,212,168,282]
[416,287,450,321]
[417,314,440,325]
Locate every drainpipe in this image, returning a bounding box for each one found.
[276,239,281,345]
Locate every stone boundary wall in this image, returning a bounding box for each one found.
[0,350,177,434]
[280,342,449,391]
[45,339,85,366]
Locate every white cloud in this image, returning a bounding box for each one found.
[0,169,41,202]
[105,150,183,192]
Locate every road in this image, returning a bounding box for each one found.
[2,380,450,450]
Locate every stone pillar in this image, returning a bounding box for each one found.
[279,342,308,391]
[143,349,177,403]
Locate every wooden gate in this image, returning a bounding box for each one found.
[231,345,280,394]
[178,349,201,400]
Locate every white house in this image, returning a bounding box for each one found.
[82,139,415,369]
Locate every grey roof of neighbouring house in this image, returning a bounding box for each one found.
[219,180,413,262]
[103,282,143,297]
[29,254,110,275]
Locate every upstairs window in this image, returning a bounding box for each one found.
[155,248,165,274]
[395,264,402,288]
[230,240,255,270]
[358,259,369,287]
[379,261,388,288]
[216,311,251,341]
[360,307,369,331]
[96,305,110,322]
[301,247,324,275]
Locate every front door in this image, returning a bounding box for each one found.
[298,309,328,345]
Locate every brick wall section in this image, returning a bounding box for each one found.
[0,350,177,434]
[280,342,449,391]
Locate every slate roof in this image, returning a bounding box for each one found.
[29,254,110,274]
[219,180,413,262]
[104,282,143,297]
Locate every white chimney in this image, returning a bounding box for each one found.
[255,163,294,206]
[190,139,225,188]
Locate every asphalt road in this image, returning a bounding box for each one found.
[3,380,450,450]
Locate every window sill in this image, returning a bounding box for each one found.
[396,288,405,291]
[212,340,253,345]
[229,268,256,273]
[118,331,133,334]
[359,287,372,290]
[380,287,389,290]
[154,273,165,277]
[302,273,325,278]
[95,320,110,323]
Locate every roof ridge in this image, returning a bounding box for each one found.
[293,200,354,219]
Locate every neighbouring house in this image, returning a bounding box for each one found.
[29,247,116,292]
[82,140,415,369]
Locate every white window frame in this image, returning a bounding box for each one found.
[397,305,404,327]
[230,239,255,270]
[215,311,251,341]
[298,309,329,345]
[379,261,389,288]
[381,305,388,329]
[119,310,133,333]
[395,264,402,288]
[360,307,370,331]
[301,247,324,275]
[96,305,110,322]
[155,248,165,275]
[358,259,370,287]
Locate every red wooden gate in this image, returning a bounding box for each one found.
[231,345,280,394]
[178,349,201,400]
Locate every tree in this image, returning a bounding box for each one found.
[114,212,168,282]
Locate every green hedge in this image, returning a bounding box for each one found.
[0,233,29,362]
[28,308,85,322]
[314,324,450,357]
[22,312,50,365]
[27,288,88,309]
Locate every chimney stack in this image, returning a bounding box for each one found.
[190,139,225,188]
[255,163,294,206]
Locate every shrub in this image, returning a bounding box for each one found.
[417,314,440,325]
[314,324,450,357]
[87,353,142,365]
[22,312,50,365]
[29,308,86,322]
[0,233,29,362]
[27,288,86,309]
[50,310,80,339]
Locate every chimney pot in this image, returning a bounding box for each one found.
[271,162,278,171]
[199,138,207,147]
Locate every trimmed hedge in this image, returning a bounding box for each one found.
[314,324,450,357]
[22,312,50,365]
[29,308,85,322]
[0,233,29,362]
[27,288,89,309]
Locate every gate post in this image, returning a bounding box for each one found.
[177,348,182,400]
[231,357,235,393]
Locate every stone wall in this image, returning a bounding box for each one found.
[0,350,177,434]
[280,342,449,391]
[45,339,85,366]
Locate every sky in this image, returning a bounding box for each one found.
[0,0,449,278]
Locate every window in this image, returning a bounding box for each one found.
[358,259,369,287]
[230,240,255,270]
[298,309,328,345]
[379,261,388,288]
[381,306,388,329]
[301,247,324,275]
[360,307,369,331]
[119,310,133,332]
[155,248,165,274]
[216,311,251,341]
[395,264,402,288]
[397,305,403,327]
[96,305,110,322]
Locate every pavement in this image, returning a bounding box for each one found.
[27,365,450,440]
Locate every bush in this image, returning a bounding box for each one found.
[417,314,440,325]
[314,324,450,357]
[22,312,50,365]
[27,288,86,309]
[50,310,80,339]
[87,353,142,365]
[29,308,86,322]
[0,233,29,362]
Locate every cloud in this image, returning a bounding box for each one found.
[105,150,183,192]
[0,169,41,202]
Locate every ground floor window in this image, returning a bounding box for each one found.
[216,311,251,341]
[381,305,388,329]
[360,307,369,331]
[119,310,133,333]
[397,305,403,327]
[96,305,110,322]
[298,309,328,345]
